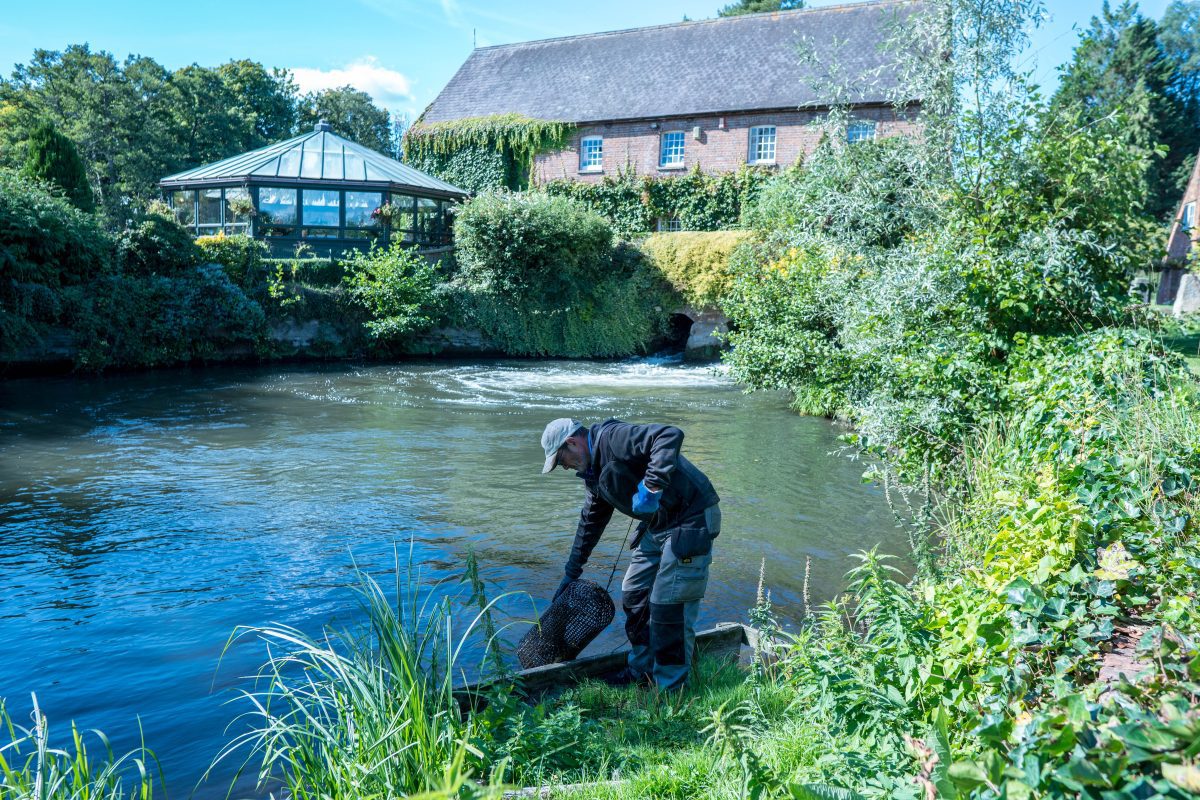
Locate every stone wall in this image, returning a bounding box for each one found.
[533,104,919,184]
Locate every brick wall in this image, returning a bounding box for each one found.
[533,104,920,184]
[1166,152,1200,261]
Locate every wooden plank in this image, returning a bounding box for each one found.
[454,622,748,709]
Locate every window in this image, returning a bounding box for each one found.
[258,187,297,236]
[345,191,384,228]
[224,187,251,234]
[389,194,416,237]
[416,197,441,245]
[579,136,603,172]
[847,121,877,144]
[659,131,685,168]
[198,188,223,233]
[656,217,682,232]
[170,191,195,229]
[748,126,777,164]
[301,189,340,228]
[1184,201,1196,233]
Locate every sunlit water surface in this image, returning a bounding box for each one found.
[0,358,906,797]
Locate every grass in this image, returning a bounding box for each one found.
[0,696,160,800]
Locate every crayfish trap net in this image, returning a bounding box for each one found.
[517,579,615,669]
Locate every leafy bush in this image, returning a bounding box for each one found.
[638,231,750,308]
[342,241,443,344]
[0,167,109,286]
[68,265,267,370]
[196,232,268,287]
[117,212,201,276]
[453,192,673,356]
[0,167,111,352]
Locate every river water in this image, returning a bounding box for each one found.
[0,358,905,797]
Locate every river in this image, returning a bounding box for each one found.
[0,357,906,797]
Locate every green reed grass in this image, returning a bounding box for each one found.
[211,550,519,800]
[0,695,159,800]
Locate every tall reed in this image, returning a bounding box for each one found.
[0,695,159,800]
[211,550,514,800]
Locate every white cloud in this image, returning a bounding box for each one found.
[290,57,414,108]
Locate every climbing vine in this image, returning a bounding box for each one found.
[403,114,574,192]
[542,165,775,236]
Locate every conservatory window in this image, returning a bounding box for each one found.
[660,131,685,168]
[389,194,416,237]
[847,121,877,144]
[748,126,777,164]
[416,197,440,245]
[345,191,384,228]
[224,187,251,234]
[580,136,603,172]
[657,217,683,232]
[258,187,297,236]
[170,190,195,229]
[198,188,223,233]
[301,189,340,228]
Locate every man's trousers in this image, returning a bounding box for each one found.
[620,504,720,690]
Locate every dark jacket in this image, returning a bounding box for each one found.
[564,419,719,581]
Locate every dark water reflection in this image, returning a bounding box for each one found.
[0,358,906,797]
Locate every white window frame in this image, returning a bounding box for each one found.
[579,136,603,172]
[659,131,686,168]
[847,120,877,144]
[748,125,777,165]
[1183,201,1196,233]
[656,217,682,232]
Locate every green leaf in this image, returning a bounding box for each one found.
[948,760,989,789]
[787,784,867,800]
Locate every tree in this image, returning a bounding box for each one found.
[1052,1,1200,220]
[298,87,393,153]
[21,121,94,211]
[0,45,178,223]
[216,60,298,149]
[717,0,804,17]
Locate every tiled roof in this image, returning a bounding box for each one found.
[421,0,920,125]
[161,123,467,195]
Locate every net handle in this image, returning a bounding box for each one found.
[606,516,636,593]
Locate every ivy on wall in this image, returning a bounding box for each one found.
[542,165,776,236]
[402,114,574,193]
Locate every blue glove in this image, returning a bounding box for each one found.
[554,576,573,601]
[631,480,661,515]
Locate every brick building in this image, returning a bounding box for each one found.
[417,0,922,189]
[1158,151,1200,305]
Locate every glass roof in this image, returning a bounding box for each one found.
[160,122,466,196]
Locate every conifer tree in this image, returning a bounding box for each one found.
[21,120,95,212]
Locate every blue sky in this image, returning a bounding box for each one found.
[0,0,1175,122]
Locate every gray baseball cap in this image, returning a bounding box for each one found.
[541,418,583,473]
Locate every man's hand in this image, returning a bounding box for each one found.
[554,576,574,601]
[631,480,661,515]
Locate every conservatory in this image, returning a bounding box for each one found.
[159,121,467,257]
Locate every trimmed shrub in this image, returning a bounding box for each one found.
[638,230,750,308]
[118,213,201,276]
[21,121,95,212]
[454,192,674,356]
[455,191,613,299]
